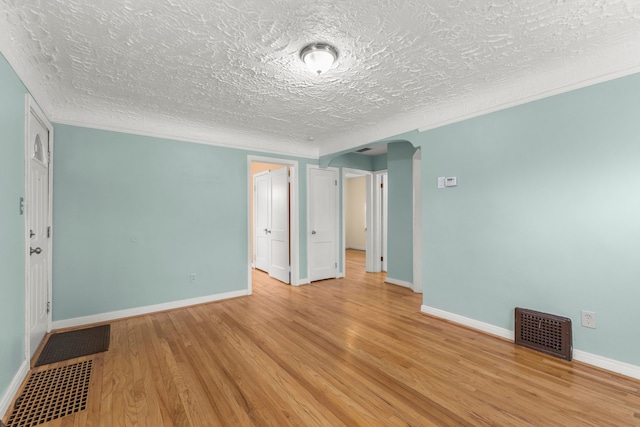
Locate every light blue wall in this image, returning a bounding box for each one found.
[372,153,388,172]
[404,72,640,365]
[52,125,315,320]
[0,53,27,401]
[386,141,416,284]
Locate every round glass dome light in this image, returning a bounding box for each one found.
[300,43,338,75]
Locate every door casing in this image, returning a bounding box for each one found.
[247,156,299,291]
[341,168,373,275]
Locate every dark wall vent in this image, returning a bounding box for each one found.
[515,307,572,361]
[355,147,372,153]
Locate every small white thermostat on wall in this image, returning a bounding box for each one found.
[445,177,457,187]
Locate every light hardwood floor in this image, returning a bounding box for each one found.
[5,249,640,426]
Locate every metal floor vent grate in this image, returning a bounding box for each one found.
[6,360,92,427]
[515,307,572,361]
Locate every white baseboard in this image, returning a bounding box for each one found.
[52,289,249,330]
[421,305,640,380]
[385,277,414,290]
[572,350,640,380]
[0,360,29,417]
[421,305,514,340]
[346,246,366,251]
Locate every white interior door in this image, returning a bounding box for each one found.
[27,103,51,357]
[381,173,388,272]
[308,166,338,282]
[269,167,290,283]
[254,171,269,272]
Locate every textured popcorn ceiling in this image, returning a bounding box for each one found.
[2,0,640,157]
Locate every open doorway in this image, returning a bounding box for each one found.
[247,156,300,293]
[342,168,372,276]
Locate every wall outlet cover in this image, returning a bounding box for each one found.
[581,310,596,329]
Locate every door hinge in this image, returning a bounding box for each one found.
[335,262,337,268]
[380,183,384,188]
[381,256,384,261]
[47,301,50,314]
[335,180,337,186]
[47,226,51,238]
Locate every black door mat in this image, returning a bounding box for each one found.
[35,324,110,367]
[6,360,92,427]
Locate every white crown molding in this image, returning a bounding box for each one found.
[53,113,319,159]
[421,305,640,381]
[0,360,29,418]
[319,39,640,156]
[52,289,248,330]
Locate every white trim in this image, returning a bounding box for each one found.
[0,360,29,417]
[372,171,388,273]
[421,305,514,340]
[573,350,640,380]
[412,149,422,294]
[247,156,300,289]
[341,168,373,274]
[24,94,54,361]
[416,64,640,135]
[52,290,248,330]
[386,277,415,291]
[52,117,319,159]
[297,278,310,286]
[318,54,640,157]
[421,305,640,380]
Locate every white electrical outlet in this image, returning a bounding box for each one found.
[190,273,197,283]
[581,310,596,329]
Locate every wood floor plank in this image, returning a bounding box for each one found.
[4,249,640,426]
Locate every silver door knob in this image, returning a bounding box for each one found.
[311,230,316,235]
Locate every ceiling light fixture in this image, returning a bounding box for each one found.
[300,43,338,75]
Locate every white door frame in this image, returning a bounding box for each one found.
[24,94,53,359]
[371,170,388,273]
[307,165,340,282]
[412,149,422,293]
[341,168,373,275]
[247,156,299,291]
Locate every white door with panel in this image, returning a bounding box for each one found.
[27,103,51,357]
[381,173,388,272]
[308,167,338,282]
[254,171,269,272]
[253,167,290,283]
[268,167,290,283]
